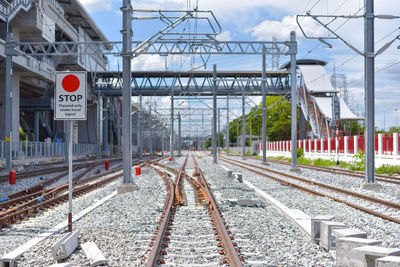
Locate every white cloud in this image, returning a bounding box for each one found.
[246,15,327,41]
[79,0,114,12]
[216,31,232,41]
[131,55,166,71]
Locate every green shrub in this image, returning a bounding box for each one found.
[297,148,304,158]
[296,156,313,165]
[313,158,336,167]
[349,150,365,171]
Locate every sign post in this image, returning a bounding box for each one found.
[55,72,87,232]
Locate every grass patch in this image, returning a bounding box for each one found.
[376,164,400,176]
[197,156,203,159]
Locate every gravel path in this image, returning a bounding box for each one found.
[190,153,335,266]
[220,155,400,249]
[234,155,400,204]
[13,165,166,266]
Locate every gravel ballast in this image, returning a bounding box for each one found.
[12,166,166,266]
[221,154,400,249]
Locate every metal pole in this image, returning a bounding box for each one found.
[242,90,246,159]
[138,95,143,160]
[5,31,12,170]
[226,96,230,156]
[96,93,101,159]
[149,106,153,155]
[178,112,181,156]
[218,108,221,155]
[122,0,133,184]
[161,127,164,154]
[103,99,108,154]
[290,31,298,171]
[212,64,217,163]
[262,46,268,164]
[116,106,121,155]
[364,0,375,183]
[34,112,40,142]
[64,121,69,163]
[170,89,174,160]
[68,120,73,232]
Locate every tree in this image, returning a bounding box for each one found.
[228,96,293,143]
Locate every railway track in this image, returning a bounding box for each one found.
[256,157,400,185]
[0,157,159,229]
[219,156,400,224]
[0,157,122,184]
[144,154,244,266]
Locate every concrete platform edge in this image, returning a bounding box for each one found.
[243,179,311,237]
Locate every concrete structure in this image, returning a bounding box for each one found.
[0,0,116,167]
[319,221,347,250]
[336,237,382,267]
[311,215,334,242]
[352,246,400,267]
[332,228,367,239]
[376,256,400,267]
[81,242,107,267]
[51,230,80,260]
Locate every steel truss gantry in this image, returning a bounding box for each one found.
[92,70,291,96]
[3,4,298,182]
[8,40,293,57]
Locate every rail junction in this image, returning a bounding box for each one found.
[0,0,399,266]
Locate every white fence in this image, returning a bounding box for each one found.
[253,133,400,167]
[0,141,101,160]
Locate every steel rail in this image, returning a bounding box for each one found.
[221,156,400,210]
[0,158,122,184]
[192,154,243,266]
[0,163,96,211]
[262,157,400,185]
[148,155,243,266]
[0,157,161,228]
[145,167,175,266]
[219,157,400,224]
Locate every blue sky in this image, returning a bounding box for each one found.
[80,0,400,134]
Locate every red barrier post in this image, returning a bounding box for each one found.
[135,166,141,176]
[9,170,16,185]
[105,160,109,171]
[169,157,172,161]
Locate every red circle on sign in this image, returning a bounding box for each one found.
[62,75,80,93]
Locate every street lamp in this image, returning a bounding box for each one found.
[395,108,399,131]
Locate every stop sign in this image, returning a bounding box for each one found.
[55,72,87,120]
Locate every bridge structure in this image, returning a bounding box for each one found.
[0,0,374,186]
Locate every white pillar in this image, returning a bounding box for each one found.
[328,138,331,156]
[344,136,348,158]
[303,139,306,153]
[308,139,312,155]
[378,133,383,158]
[321,139,324,153]
[314,139,317,153]
[393,133,398,157]
[354,136,358,155]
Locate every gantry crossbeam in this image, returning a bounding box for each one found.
[8,40,294,56]
[92,70,291,96]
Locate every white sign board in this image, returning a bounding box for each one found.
[55,72,87,120]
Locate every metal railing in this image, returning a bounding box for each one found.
[0,141,101,160]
